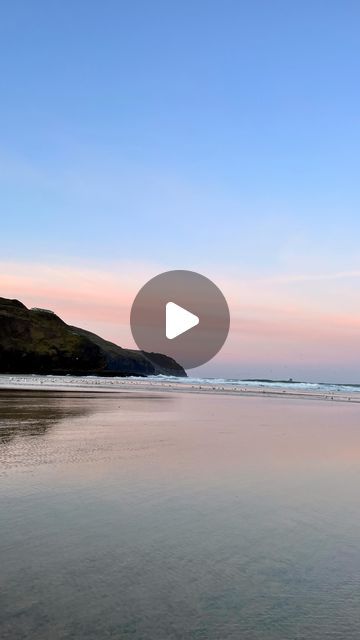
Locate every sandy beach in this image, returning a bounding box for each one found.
[1,386,360,639]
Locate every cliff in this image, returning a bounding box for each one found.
[0,297,186,377]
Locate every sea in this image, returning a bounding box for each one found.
[0,373,360,398]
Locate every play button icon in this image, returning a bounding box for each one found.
[166,302,199,340]
[130,270,230,370]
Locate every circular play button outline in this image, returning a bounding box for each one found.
[130,270,230,370]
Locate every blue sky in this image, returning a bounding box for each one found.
[1,1,360,380]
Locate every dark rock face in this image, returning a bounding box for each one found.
[0,297,186,377]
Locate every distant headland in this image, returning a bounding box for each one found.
[0,297,186,377]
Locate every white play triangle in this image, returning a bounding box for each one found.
[166,302,199,340]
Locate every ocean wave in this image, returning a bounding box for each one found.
[1,374,359,396]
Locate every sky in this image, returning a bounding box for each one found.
[1,1,360,382]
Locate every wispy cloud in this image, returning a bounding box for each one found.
[1,259,360,378]
[257,271,360,284]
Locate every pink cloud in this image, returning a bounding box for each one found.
[1,260,359,368]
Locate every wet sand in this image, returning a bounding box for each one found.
[1,389,360,639]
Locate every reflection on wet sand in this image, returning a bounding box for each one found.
[0,391,95,444]
[1,390,360,640]
[0,390,170,473]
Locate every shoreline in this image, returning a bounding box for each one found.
[0,374,359,404]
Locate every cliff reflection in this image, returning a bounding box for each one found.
[0,389,170,448]
[0,390,100,445]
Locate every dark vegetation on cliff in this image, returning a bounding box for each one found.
[0,297,186,377]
